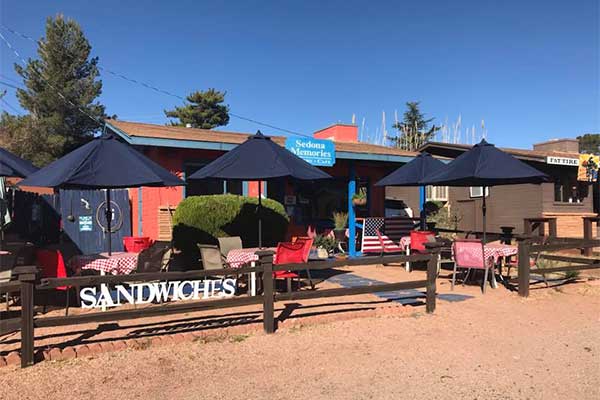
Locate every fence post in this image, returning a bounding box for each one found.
[14,266,37,368]
[424,243,441,314]
[517,241,531,297]
[257,250,275,333]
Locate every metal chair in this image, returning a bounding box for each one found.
[451,239,495,294]
[217,237,243,259]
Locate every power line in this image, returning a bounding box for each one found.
[0,24,313,138]
[0,97,23,115]
[0,80,23,91]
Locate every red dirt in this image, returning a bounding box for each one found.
[1,267,599,399]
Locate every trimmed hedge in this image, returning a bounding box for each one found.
[172,194,289,254]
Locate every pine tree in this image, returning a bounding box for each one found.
[165,89,230,129]
[2,15,106,164]
[389,101,440,151]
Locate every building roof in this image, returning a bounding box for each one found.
[105,120,419,163]
[419,141,580,163]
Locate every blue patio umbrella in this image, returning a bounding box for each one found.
[19,132,184,254]
[189,131,332,247]
[0,147,38,178]
[420,139,549,242]
[375,152,446,228]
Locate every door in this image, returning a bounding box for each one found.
[60,189,131,255]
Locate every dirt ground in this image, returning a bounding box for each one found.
[1,266,599,400]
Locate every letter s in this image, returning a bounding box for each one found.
[80,287,97,309]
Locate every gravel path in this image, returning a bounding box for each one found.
[1,281,599,400]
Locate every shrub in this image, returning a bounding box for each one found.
[172,195,289,253]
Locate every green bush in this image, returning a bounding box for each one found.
[172,195,289,253]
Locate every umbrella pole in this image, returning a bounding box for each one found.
[105,189,112,256]
[258,180,262,248]
[482,186,487,244]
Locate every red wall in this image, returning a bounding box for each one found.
[129,146,394,240]
[313,124,358,142]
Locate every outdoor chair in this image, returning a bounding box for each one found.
[136,241,172,273]
[273,241,309,293]
[217,236,243,259]
[406,230,437,272]
[375,229,404,255]
[451,239,494,294]
[291,236,315,289]
[198,244,240,292]
[35,249,75,315]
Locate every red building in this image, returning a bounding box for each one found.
[105,120,418,253]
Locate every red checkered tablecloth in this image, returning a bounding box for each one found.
[70,252,139,275]
[399,238,517,263]
[484,244,518,264]
[226,248,277,269]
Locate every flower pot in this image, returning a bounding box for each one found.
[352,198,367,207]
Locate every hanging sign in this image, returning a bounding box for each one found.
[577,154,599,182]
[285,138,335,166]
[80,278,237,309]
[546,156,579,166]
[78,215,93,232]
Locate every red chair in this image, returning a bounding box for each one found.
[292,237,315,289]
[35,249,73,315]
[273,241,307,293]
[410,231,436,253]
[451,239,494,294]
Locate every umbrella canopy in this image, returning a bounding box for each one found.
[420,139,549,243]
[375,152,445,187]
[189,131,331,247]
[19,132,184,255]
[0,147,38,178]
[19,133,184,189]
[189,131,332,181]
[420,139,549,187]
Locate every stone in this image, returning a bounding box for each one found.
[5,351,21,366]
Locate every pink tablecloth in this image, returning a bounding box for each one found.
[399,237,517,263]
[484,243,518,264]
[70,252,139,275]
[226,248,276,269]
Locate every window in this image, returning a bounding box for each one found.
[554,179,587,203]
[426,186,448,201]
[184,163,243,196]
[469,186,489,198]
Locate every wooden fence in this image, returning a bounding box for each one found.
[1,251,439,368]
[517,237,600,297]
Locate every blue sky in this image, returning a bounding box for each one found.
[1,0,598,149]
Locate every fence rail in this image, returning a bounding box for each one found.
[517,237,600,297]
[2,251,439,368]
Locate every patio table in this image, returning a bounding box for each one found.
[226,247,277,296]
[70,252,139,275]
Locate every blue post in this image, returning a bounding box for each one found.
[419,186,426,230]
[348,162,356,257]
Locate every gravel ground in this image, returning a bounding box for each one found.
[1,279,599,400]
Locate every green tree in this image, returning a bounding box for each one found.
[165,89,230,129]
[577,134,600,154]
[11,15,105,160]
[389,101,440,151]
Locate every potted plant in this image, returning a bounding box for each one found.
[352,188,367,206]
[332,211,348,241]
[313,235,336,258]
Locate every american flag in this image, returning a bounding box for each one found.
[361,217,416,254]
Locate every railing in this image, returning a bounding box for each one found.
[1,251,439,368]
[517,237,600,297]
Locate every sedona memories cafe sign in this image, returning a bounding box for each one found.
[80,278,237,309]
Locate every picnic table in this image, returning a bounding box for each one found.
[70,252,139,275]
[226,247,276,296]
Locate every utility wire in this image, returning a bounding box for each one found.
[0,97,23,115]
[0,24,313,138]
